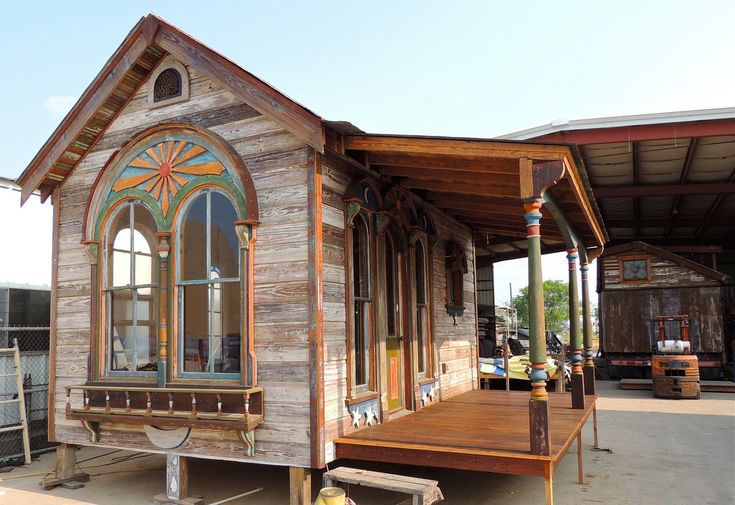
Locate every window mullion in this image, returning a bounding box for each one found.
[207,191,213,375]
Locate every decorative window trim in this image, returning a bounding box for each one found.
[82,124,259,386]
[445,241,468,318]
[147,57,190,109]
[619,255,651,284]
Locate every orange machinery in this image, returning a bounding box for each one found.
[650,315,700,399]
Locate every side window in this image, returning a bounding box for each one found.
[351,213,372,391]
[414,239,428,377]
[445,241,467,317]
[104,202,158,374]
[179,190,241,376]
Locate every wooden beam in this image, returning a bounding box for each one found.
[606,217,732,228]
[593,182,735,198]
[695,166,735,236]
[665,138,700,237]
[632,142,640,240]
[400,178,519,197]
[19,25,152,203]
[529,118,735,145]
[462,221,565,241]
[344,135,567,161]
[379,166,519,186]
[369,152,519,174]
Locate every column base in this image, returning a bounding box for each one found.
[529,398,550,456]
[571,373,585,409]
[153,495,203,505]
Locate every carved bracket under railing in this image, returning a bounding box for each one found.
[65,385,264,457]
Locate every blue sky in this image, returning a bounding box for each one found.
[1,1,733,294]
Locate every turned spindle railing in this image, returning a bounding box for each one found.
[65,385,264,432]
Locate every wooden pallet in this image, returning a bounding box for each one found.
[619,379,735,393]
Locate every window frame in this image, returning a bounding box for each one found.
[99,199,160,379]
[412,235,431,380]
[173,187,244,382]
[83,124,260,386]
[619,255,651,284]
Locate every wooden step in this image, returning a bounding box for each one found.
[323,466,443,505]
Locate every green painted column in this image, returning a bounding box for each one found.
[567,248,585,408]
[524,201,549,455]
[581,259,596,395]
[525,202,547,391]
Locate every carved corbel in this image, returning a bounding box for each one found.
[237,430,256,457]
[344,200,362,227]
[235,220,259,250]
[82,241,99,265]
[81,420,100,443]
[519,158,566,202]
[155,232,171,260]
[375,212,391,236]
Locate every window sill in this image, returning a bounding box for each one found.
[345,391,380,407]
[418,377,437,386]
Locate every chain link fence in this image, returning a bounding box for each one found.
[0,326,55,465]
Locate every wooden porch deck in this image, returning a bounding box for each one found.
[335,390,596,503]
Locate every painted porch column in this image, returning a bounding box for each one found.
[525,201,550,456]
[567,248,585,409]
[581,259,596,395]
[156,232,171,388]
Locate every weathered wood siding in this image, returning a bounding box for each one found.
[601,248,724,354]
[53,63,313,466]
[320,157,477,462]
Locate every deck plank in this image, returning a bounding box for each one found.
[335,390,596,476]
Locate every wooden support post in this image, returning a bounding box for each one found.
[154,454,202,505]
[577,433,584,485]
[567,248,585,409]
[55,443,78,480]
[581,260,596,395]
[289,467,311,505]
[525,201,550,456]
[592,407,600,449]
[41,443,90,490]
[544,463,554,505]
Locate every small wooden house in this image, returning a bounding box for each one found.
[18,15,607,504]
[599,241,732,379]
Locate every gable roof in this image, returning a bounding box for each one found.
[602,241,730,284]
[16,13,324,204]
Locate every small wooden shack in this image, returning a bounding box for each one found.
[18,14,607,505]
[599,241,732,379]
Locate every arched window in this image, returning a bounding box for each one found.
[84,124,258,384]
[179,190,241,377]
[352,213,371,390]
[104,201,158,374]
[414,239,428,376]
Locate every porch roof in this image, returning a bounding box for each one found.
[339,132,608,262]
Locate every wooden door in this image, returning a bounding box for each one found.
[384,233,405,412]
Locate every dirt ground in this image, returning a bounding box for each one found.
[0,380,733,504]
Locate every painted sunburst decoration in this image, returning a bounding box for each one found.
[112,140,225,215]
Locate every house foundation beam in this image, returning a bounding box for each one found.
[525,200,550,456]
[567,248,585,409]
